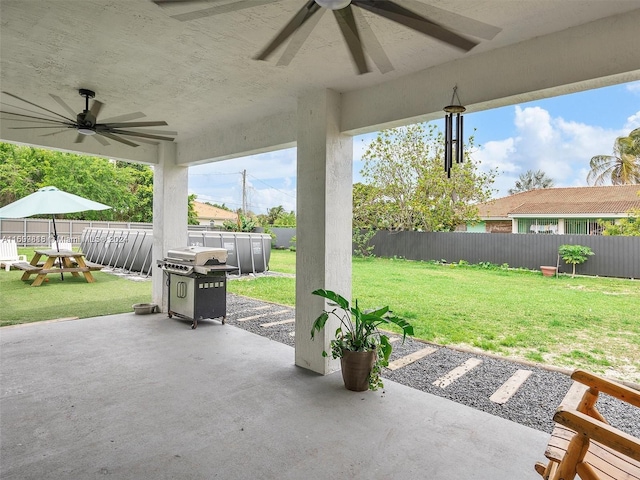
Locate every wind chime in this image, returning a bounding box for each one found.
[443,86,466,178]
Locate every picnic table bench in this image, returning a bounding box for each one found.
[12,262,42,273]
[17,249,103,286]
[535,369,640,479]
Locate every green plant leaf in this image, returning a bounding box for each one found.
[312,289,349,310]
[310,311,329,339]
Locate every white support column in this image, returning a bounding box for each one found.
[295,89,353,375]
[152,142,189,311]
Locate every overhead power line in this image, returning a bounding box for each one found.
[246,173,296,199]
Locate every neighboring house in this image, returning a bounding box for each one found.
[467,185,640,234]
[193,201,238,227]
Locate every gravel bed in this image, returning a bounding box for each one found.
[225,293,640,437]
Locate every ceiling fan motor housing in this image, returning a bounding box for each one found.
[76,111,97,135]
[315,0,351,9]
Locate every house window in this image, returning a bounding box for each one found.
[518,219,558,234]
[564,219,607,235]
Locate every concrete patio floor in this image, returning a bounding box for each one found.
[1,313,549,479]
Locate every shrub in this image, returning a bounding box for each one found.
[558,244,594,277]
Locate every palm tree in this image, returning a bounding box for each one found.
[587,128,640,185]
[508,170,555,195]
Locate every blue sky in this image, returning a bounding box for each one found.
[189,80,640,214]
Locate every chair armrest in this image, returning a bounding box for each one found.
[553,408,640,463]
[572,370,640,408]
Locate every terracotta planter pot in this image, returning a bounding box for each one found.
[540,266,557,277]
[340,350,376,392]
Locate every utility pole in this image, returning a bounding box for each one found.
[241,169,247,215]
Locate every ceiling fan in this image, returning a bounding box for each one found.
[152,0,501,74]
[0,89,176,148]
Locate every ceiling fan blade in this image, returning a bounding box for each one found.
[107,129,175,141]
[8,126,73,130]
[255,0,321,61]
[1,118,66,126]
[97,111,146,123]
[101,121,169,128]
[0,110,72,125]
[99,132,140,148]
[122,136,162,146]
[92,134,110,146]
[334,6,369,75]
[165,0,277,22]
[1,91,75,122]
[350,6,393,74]
[75,133,87,144]
[40,129,72,138]
[276,7,325,66]
[89,100,104,120]
[152,0,203,3]
[125,128,177,135]
[1,101,70,122]
[401,0,501,41]
[49,94,78,118]
[353,0,477,51]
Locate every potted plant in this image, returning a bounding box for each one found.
[540,265,557,277]
[310,289,413,391]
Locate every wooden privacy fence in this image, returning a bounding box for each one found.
[369,231,640,279]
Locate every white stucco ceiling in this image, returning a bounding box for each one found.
[1,0,639,164]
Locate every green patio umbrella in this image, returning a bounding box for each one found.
[0,186,111,279]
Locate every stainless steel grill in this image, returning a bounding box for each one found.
[157,246,238,329]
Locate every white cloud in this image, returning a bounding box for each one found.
[625,111,640,130]
[626,81,640,94]
[189,88,639,209]
[472,138,517,171]
[472,105,627,197]
[189,148,297,214]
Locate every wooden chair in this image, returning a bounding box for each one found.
[0,239,27,271]
[535,369,640,480]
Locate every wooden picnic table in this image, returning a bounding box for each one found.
[17,249,102,287]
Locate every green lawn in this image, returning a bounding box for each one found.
[1,248,152,326]
[233,250,640,382]
[4,248,639,381]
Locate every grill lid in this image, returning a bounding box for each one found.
[165,246,228,265]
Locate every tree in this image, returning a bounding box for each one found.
[600,192,640,236]
[187,194,200,225]
[600,210,640,236]
[257,205,296,226]
[205,201,232,211]
[223,214,255,232]
[558,244,594,278]
[356,123,496,232]
[266,205,285,224]
[0,142,190,223]
[587,128,640,185]
[508,170,555,195]
[274,211,296,226]
[1,144,139,221]
[0,143,44,205]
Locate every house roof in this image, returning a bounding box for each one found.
[477,185,640,218]
[193,202,238,221]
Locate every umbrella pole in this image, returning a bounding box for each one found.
[52,216,64,281]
